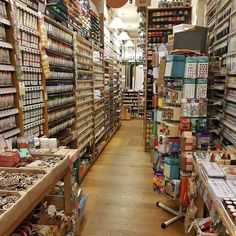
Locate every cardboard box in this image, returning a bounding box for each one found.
[173,25,208,53]
[135,0,151,7]
[173,24,195,34]
[121,106,131,120]
[180,151,193,172]
[152,52,159,67]
[158,122,179,137]
[180,131,193,151]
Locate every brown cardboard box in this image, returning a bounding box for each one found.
[121,106,131,120]
[180,131,193,151]
[158,122,179,137]
[180,151,193,172]
[135,0,151,7]
[152,52,159,67]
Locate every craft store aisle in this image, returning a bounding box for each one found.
[79,120,185,236]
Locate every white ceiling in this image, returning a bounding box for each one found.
[117,2,140,32]
[116,0,159,37]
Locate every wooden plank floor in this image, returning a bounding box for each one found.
[79,120,185,236]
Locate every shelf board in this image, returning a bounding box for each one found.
[2,128,20,139]
[76,105,93,114]
[77,99,94,106]
[0,108,18,119]
[47,34,72,47]
[0,87,16,95]
[76,93,93,99]
[148,27,173,31]
[24,119,45,130]
[77,69,93,74]
[49,114,74,128]
[0,17,10,26]
[46,48,73,58]
[47,91,73,98]
[0,41,12,49]
[48,102,75,113]
[77,110,93,121]
[0,64,15,71]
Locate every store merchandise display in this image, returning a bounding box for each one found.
[0,1,122,235]
[0,0,19,142]
[122,89,144,119]
[0,133,86,235]
[144,6,191,151]
[75,35,94,157]
[184,149,236,235]
[206,0,236,147]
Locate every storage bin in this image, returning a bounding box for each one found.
[185,56,198,78]
[164,156,179,179]
[165,55,185,78]
[158,122,179,137]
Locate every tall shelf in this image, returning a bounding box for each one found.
[75,35,94,156]
[144,6,192,151]
[93,44,105,150]
[43,16,75,143]
[13,1,45,138]
[0,0,20,142]
[206,0,235,146]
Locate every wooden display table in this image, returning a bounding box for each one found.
[0,149,79,236]
[195,163,236,236]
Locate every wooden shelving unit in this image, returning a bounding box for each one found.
[41,16,75,143]
[144,6,192,151]
[205,0,235,147]
[0,149,79,236]
[75,35,94,157]
[93,44,105,150]
[0,0,21,142]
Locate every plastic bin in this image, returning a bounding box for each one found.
[164,156,179,179]
[165,55,185,78]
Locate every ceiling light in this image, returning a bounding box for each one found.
[109,17,124,29]
[125,40,135,47]
[118,31,130,41]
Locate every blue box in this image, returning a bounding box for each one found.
[164,156,180,179]
[165,55,185,78]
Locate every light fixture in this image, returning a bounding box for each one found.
[125,40,135,47]
[109,17,124,29]
[118,31,130,41]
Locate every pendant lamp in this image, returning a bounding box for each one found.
[118,31,130,41]
[109,17,125,29]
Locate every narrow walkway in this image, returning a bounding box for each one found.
[79,120,185,236]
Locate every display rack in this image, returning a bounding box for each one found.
[122,90,140,119]
[66,0,90,38]
[205,0,236,147]
[12,0,45,138]
[93,43,105,152]
[0,0,20,142]
[75,35,94,157]
[0,149,80,235]
[144,6,192,151]
[43,16,75,143]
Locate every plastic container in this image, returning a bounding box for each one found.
[164,156,179,179]
[165,55,185,78]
